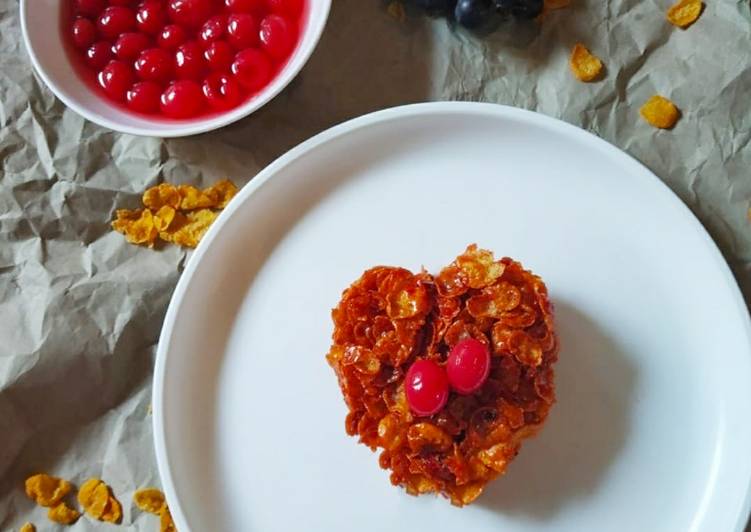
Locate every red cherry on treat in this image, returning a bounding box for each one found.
[161,80,204,118]
[86,41,114,69]
[157,24,187,50]
[446,338,490,394]
[72,18,97,49]
[259,14,294,61]
[226,13,259,49]
[230,48,271,91]
[224,0,264,13]
[97,60,134,100]
[109,0,137,6]
[202,72,242,109]
[204,40,234,71]
[266,0,303,17]
[175,41,207,80]
[136,1,166,34]
[113,32,151,60]
[75,0,106,17]
[97,6,136,39]
[135,47,173,82]
[167,0,216,28]
[199,15,227,45]
[126,81,162,113]
[405,359,449,416]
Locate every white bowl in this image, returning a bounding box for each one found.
[20,0,330,137]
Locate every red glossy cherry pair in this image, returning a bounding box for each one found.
[405,338,491,417]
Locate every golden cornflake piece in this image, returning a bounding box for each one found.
[101,495,123,524]
[204,178,238,209]
[24,474,72,508]
[178,184,216,210]
[570,44,603,82]
[20,523,35,532]
[134,488,166,514]
[667,0,703,28]
[47,503,80,525]
[143,183,181,210]
[154,205,177,232]
[77,478,121,521]
[169,209,218,248]
[640,95,680,129]
[111,209,159,247]
[160,506,177,532]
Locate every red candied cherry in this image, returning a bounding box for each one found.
[226,13,259,49]
[204,40,234,71]
[199,15,227,45]
[97,60,134,100]
[230,48,271,91]
[157,24,187,50]
[113,32,151,60]
[126,81,161,113]
[167,0,216,28]
[225,0,264,12]
[97,6,136,39]
[202,72,242,110]
[175,41,207,80]
[446,338,490,394]
[86,41,114,69]
[136,1,166,34]
[161,80,204,118]
[109,0,137,6]
[71,18,97,50]
[75,0,106,17]
[259,15,295,61]
[405,359,449,417]
[135,47,174,82]
[266,0,303,17]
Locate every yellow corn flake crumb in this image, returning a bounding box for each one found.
[134,488,167,515]
[47,503,80,525]
[169,209,219,248]
[386,1,406,22]
[154,205,177,232]
[640,95,680,129]
[111,209,159,247]
[77,478,121,521]
[570,44,603,82]
[160,506,177,532]
[20,523,35,532]
[24,474,72,508]
[667,0,703,28]
[178,184,216,210]
[204,178,238,209]
[143,183,181,210]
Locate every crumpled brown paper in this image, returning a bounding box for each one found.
[0,0,749,529]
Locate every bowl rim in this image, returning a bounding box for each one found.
[19,0,332,138]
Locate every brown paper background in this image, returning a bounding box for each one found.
[1,0,750,529]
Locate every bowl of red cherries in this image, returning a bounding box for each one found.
[20,0,330,137]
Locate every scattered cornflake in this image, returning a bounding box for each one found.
[143,183,181,210]
[169,209,218,248]
[77,478,121,523]
[24,474,72,508]
[667,0,703,28]
[387,1,406,22]
[160,506,177,532]
[134,488,166,515]
[570,44,603,82]
[640,95,681,129]
[47,503,80,525]
[19,523,35,532]
[113,179,237,249]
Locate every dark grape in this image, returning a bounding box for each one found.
[454,0,494,29]
[495,0,543,19]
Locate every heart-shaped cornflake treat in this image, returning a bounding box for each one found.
[326,245,558,506]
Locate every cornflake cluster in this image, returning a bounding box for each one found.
[326,245,558,506]
[112,179,237,248]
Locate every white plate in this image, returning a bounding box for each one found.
[153,103,751,532]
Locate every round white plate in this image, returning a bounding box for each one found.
[154,103,751,532]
